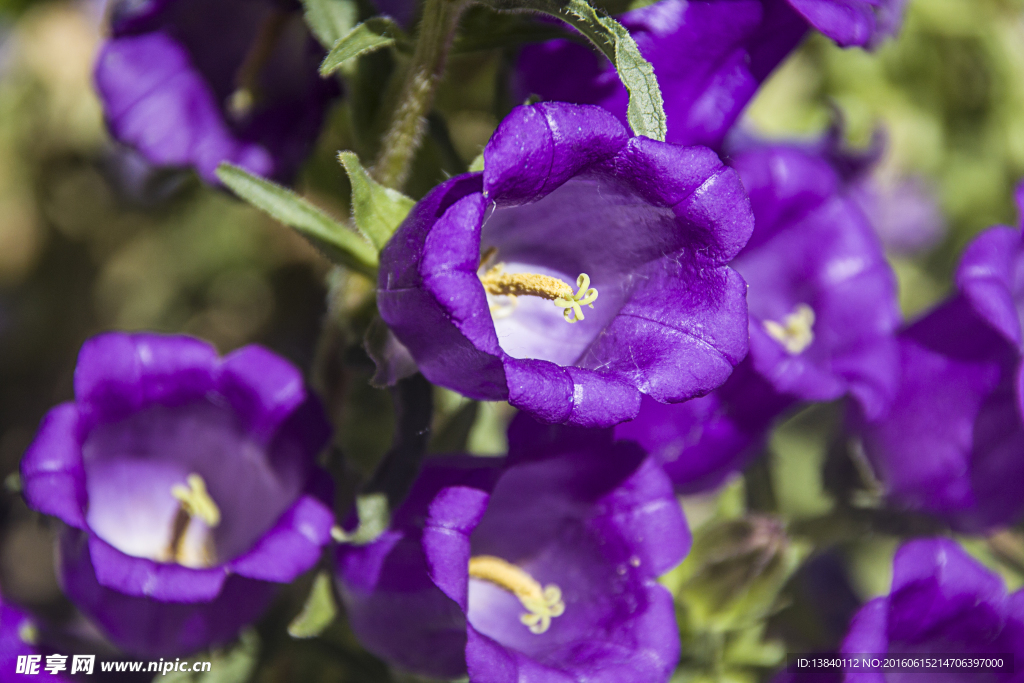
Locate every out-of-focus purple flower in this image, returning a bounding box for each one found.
[617,138,900,491]
[378,101,753,427]
[0,598,74,682]
[20,333,334,656]
[516,0,907,150]
[841,538,1024,681]
[336,415,691,682]
[94,0,340,185]
[857,223,1024,532]
[850,176,946,256]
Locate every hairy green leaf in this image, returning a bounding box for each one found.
[320,18,406,76]
[301,0,359,48]
[476,0,665,141]
[338,151,415,250]
[287,571,338,638]
[216,164,378,278]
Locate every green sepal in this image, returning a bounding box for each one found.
[331,492,391,545]
[320,17,407,77]
[671,515,809,633]
[162,629,259,683]
[300,0,359,48]
[215,163,378,278]
[338,151,416,250]
[476,0,666,141]
[287,571,339,639]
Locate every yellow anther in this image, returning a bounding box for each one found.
[468,555,566,634]
[171,473,221,527]
[763,304,816,355]
[479,264,598,324]
[18,620,38,645]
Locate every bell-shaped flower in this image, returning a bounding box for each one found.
[617,138,900,491]
[857,221,1024,531]
[93,0,340,184]
[20,333,335,656]
[378,102,754,427]
[335,415,691,683]
[841,538,1024,678]
[516,0,907,150]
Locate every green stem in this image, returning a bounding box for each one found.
[371,0,465,189]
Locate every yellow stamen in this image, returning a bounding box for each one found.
[227,9,289,119]
[479,264,598,324]
[468,555,565,634]
[165,473,220,564]
[18,620,37,645]
[171,473,221,527]
[763,304,815,355]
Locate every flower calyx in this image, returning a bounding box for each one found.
[468,555,565,634]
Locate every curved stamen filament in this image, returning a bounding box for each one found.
[763,303,815,355]
[228,9,289,119]
[479,263,598,324]
[468,555,565,634]
[166,473,220,565]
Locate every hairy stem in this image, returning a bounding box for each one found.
[371,0,465,189]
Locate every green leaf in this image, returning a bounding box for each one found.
[452,8,580,53]
[301,0,359,48]
[468,152,485,173]
[163,629,259,683]
[287,571,339,638]
[216,163,378,278]
[332,492,391,545]
[476,0,665,141]
[338,151,416,250]
[320,18,406,77]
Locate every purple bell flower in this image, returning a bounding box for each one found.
[20,333,335,657]
[0,598,74,682]
[335,415,691,682]
[617,138,900,491]
[856,222,1024,532]
[516,0,906,150]
[840,538,1024,681]
[93,0,340,185]
[378,101,754,427]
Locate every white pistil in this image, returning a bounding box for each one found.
[165,473,220,565]
[763,304,816,355]
[468,555,565,634]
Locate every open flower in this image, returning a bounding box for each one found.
[857,223,1024,532]
[841,538,1024,679]
[335,415,691,682]
[20,333,334,656]
[617,138,900,491]
[94,0,340,185]
[516,0,906,150]
[378,102,753,427]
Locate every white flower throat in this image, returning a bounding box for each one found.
[478,247,598,324]
[468,555,565,634]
